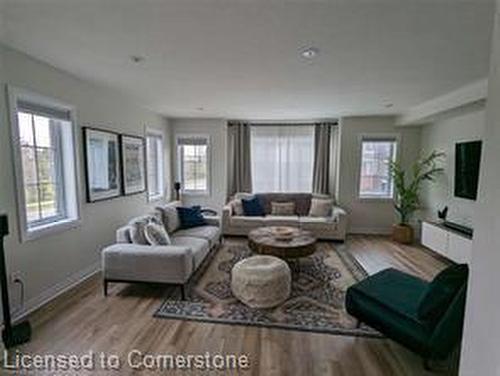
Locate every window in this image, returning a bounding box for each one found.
[358,138,398,199]
[177,136,209,195]
[251,125,314,192]
[146,131,164,201]
[9,87,81,241]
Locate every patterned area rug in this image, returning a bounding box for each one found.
[155,238,381,337]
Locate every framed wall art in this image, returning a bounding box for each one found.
[120,134,146,196]
[83,127,121,202]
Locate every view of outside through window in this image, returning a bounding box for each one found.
[180,144,208,192]
[18,111,65,226]
[146,134,163,198]
[359,140,397,198]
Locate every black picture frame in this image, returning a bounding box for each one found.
[120,134,147,196]
[82,127,122,203]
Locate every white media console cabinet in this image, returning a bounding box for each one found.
[421,220,473,264]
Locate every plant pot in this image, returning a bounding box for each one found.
[392,224,414,244]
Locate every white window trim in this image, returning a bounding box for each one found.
[175,134,211,197]
[7,86,82,242]
[145,127,165,202]
[356,133,401,202]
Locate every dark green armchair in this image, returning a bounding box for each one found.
[345,264,468,367]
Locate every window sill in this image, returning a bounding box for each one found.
[357,196,394,203]
[147,194,165,203]
[23,217,81,242]
[182,191,210,197]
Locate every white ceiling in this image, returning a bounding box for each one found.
[0,0,495,120]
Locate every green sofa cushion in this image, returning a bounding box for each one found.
[417,264,469,325]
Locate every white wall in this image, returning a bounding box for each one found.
[460,1,500,374]
[170,118,227,212]
[0,45,171,318]
[420,105,485,227]
[337,116,421,234]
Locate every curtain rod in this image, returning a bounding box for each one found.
[228,120,339,126]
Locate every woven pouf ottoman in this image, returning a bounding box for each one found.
[231,255,291,308]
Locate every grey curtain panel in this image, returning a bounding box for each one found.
[227,122,253,198]
[312,122,338,195]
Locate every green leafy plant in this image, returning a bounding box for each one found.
[389,151,445,225]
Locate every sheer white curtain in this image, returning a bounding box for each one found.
[251,125,314,192]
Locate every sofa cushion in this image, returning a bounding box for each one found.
[256,193,312,216]
[417,264,469,325]
[271,202,296,216]
[174,225,220,247]
[230,216,265,228]
[144,222,171,246]
[309,198,333,217]
[156,201,181,233]
[242,196,265,216]
[170,236,210,269]
[262,215,300,227]
[176,206,207,229]
[299,216,336,231]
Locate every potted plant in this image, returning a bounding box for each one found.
[389,151,444,244]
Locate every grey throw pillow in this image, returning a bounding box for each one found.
[157,203,181,233]
[144,222,171,246]
[128,214,163,245]
[271,202,296,216]
[308,198,333,217]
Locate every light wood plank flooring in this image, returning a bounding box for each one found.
[1,235,454,375]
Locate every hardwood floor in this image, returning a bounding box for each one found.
[1,235,453,375]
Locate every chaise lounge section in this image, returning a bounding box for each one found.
[102,201,221,298]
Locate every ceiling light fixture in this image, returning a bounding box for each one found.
[300,47,320,59]
[130,55,145,63]
[384,103,394,108]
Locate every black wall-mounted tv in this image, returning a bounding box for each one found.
[454,140,482,200]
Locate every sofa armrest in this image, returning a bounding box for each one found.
[331,206,347,221]
[222,203,233,227]
[102,243,194,284]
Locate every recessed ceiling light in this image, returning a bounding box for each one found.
[300,47,320,59]
[130,55,145,63]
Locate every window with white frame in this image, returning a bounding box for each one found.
[177,136,209,194]
[146,131,164,201]
[251,125,314,192]
[9,87,80,241]
[358,137,397,199]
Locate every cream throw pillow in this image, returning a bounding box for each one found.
[271,202,296,216]
[144,222,171,246]
[308,198,333,217]
[232,199,244,216]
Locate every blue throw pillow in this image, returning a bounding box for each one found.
[242,196,264,216]
[176,206,207,229]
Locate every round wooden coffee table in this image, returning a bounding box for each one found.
[248,226,317,260]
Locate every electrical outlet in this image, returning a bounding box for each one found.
[10,270,22,283]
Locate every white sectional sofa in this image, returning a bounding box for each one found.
[102,201,221,298]
[223,193,347,241]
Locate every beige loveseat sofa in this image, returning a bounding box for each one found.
[102,201,221,299]
[223,193,347,241]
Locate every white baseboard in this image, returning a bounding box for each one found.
[10,261,101,323]
[348,227,393,235]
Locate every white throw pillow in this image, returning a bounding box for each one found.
[232,199,244,216]
[144,222,171,246]
[308,198,333,217]
[128,214,163,245]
